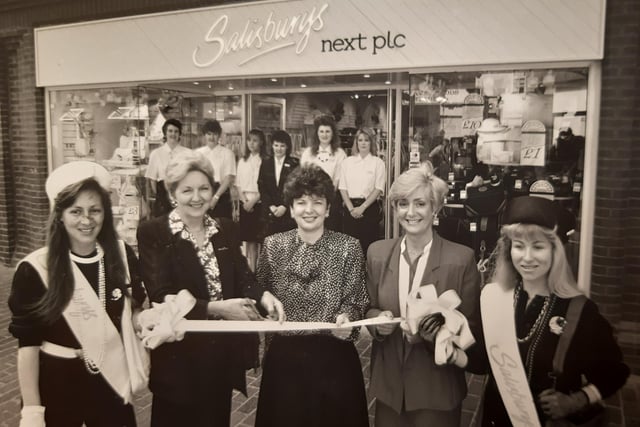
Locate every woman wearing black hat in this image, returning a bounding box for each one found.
[480,196,629,426]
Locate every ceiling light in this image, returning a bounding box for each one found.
[228,84,234,90]
[208,84,212,89]
[271,78,278,82]
[384,80,391,85]
[193,81,199,85]
[354,94,359,99]
[363,74,370,78]
[300,83,307,88]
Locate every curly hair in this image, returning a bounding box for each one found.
[388,161,448,214]
[310,115,340,155]
[283,164,335,207]
[162,118,183,139]
[202,119,222,136]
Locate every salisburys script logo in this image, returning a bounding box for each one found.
[192,3,328,68]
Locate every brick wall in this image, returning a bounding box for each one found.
[594,0,640,373]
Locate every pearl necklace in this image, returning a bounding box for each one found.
[70,243,106,375]
[514,283,552,344]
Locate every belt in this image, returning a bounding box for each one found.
[41,341,82,359]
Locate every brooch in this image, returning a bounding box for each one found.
[549,316,566,335]
[111,288,123,301]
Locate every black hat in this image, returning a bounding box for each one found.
[504,196,557,230]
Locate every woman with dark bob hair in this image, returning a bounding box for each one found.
[255,164,370,427]
[9,161,146,426]
[136,150,284,427]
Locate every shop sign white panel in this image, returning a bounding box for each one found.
[35,0,605,87]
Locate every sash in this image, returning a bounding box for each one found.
[481,282,542,427]
[22,247,131,403]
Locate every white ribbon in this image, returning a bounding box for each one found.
[138,290,197,349]
[405,284,475,366]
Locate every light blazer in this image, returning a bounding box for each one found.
[366,232,482,413]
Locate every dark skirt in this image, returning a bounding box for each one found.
[342,198,383,255]
[238,201,263,242]
[256,334,369,427]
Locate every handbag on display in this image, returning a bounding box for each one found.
[545,296,607,427]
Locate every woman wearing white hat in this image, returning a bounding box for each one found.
[8,161,147,427]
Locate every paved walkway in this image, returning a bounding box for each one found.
[0,263,637,426]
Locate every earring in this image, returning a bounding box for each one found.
[170,199,177,208]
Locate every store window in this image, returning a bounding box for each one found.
[48,86,205,248]
[408,68,588,277]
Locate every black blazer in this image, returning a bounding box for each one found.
[137,216,263,404]
[258,155,299,208]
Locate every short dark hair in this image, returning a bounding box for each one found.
[283,164,334,207]
[202,120,222,136]
[162,118,183,137]
[271,129,292,156]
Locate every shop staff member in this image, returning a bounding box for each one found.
[339,128,386,254]
[146,118,190,217]
[300,114,347,230]
[9,161,147,427]
[195,120,236,219]
[257,129,300,238]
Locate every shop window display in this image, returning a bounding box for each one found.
[48,87,198,249]
[408,68,587,277]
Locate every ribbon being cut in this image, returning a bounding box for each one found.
[404,284,475,367]
[137,290,402,349]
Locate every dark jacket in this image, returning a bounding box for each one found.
[257,155,299,235]
[137,215,263,404]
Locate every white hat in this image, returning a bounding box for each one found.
[46,161,112,206]
[476,118,509,134]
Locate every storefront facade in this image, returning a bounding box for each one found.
[1,0,638,371]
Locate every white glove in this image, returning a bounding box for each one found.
[20,405,45,427]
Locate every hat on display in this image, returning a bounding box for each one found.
[476,118,509,134]
[503,196,557,230]
[46,161,112,206]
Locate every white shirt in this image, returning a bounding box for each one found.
[236,154,262,203]
[196,144,237,183]
[274,156,285,187]
[300,146,347,185]
[338,153,386,198]
[145,143,190,181]
[398,237,433,319]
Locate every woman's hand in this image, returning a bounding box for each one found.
[539,389,589,419]
[216,298,264,321]
[350,205,365,219]
[260,291,286,322]
[273,205,287,218]
[331,313,352,340]
[375,310,397,336]
[400,321,422,344]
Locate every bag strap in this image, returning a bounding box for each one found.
[552,295,587,376]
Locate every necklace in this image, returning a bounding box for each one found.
[70,243,106,375]
[514,283,552,344]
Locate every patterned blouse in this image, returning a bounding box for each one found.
[256,229,369,340]
[169,209,223,301]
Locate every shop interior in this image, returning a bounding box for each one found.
[47,67,588,276]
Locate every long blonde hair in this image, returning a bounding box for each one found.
[490,223,582,298]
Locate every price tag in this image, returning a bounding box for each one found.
[573,182,582,193]
[459,190,467,200]
[461,119,482,131]
[123,205,139,221]
[520,133,545,166]
[515,179,522,189]
[470,222,477,232]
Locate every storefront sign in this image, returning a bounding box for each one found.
[35,0,605,87]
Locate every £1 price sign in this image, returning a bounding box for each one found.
[520,133,545,166]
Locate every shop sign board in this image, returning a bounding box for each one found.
[35,0,605,87]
